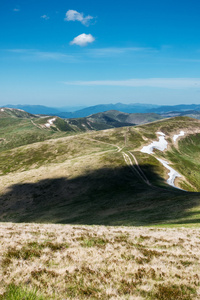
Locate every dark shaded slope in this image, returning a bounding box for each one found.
[68,110,163,129]
[0,163,199,226]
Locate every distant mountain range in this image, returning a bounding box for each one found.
[2,103,200,119]
[3,103,159,117]
[0,107,164,132]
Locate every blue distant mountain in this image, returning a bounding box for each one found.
[2,103,200,118]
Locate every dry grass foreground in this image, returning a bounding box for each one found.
[0,223,200,299]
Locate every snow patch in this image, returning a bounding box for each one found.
[156,131,165,136]
[140,132,168,154]
[6,108,24,112]
[173,131,185,142]
[1,109,4,112]
[45,118,56,128]
[157,158,182,189]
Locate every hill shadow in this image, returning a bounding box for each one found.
[0,164,200,226]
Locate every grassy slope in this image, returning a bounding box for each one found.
[1,116,200,299]
[0,108,36,119]
[0,109,120,154]
[0,118,67,152]
[135,116,200,192]
[0,117,200,225]
[166,134,200,191]
[71,110,163,129]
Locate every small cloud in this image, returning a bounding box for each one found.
[65,10,94,26]
[88,47,155,57]
[13,8,20,12]
[63,78,200,89]
[70,33,95,47]
[7,49,76,62]
[8,49,28,53]
[41,15,50,20]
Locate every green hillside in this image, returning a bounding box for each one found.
[0,116,200,226]
[0,108,92,152]
[68,110,163,129]
[0,107,36,119]
[0,108,158,154]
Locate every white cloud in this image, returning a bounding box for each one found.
[64,78,200,89]
[13,8,20,12]
[41,15,50,20]
[65,10,94,26]
[70,33,95,47]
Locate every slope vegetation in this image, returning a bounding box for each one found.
[0,108,97,152]
[0,116,200,225]
[76,110,163,128]
[1,115,200,300]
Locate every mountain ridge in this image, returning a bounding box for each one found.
[3,103,200,118]
[1,115,200,226]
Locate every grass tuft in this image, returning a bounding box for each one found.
[0,284,45,300]
[151,284,196,300]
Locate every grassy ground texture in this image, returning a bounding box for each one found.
[0,223,200,300]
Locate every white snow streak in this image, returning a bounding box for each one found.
[45,118,56,128]
[140,132,168,154]
[173,130,185,142]
[140,130,186,189]
[157,158,182,189]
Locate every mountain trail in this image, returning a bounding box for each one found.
[128,151,151,185]
[83,137,153,186]
[30,119,42,130]
[83,137,122,152]
[122,152,151,186]
[82,136,180,191]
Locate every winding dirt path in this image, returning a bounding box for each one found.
[82,136,179,192]
[83,137,153,187]
[122,152,151,185]
[30,119,42,130]
[83,137,122,152]
[128,151,151,185]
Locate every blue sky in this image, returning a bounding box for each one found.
[1,0,200,107]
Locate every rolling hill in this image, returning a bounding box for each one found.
[55,103,200,118]
[85,110,163,125]
[0,108,165,151]
[0,113,200,226]
[3,104,61,115]
[1,113,200,299]
[67,110,163,129]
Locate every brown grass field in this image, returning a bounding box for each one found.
[0,223,200,299]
